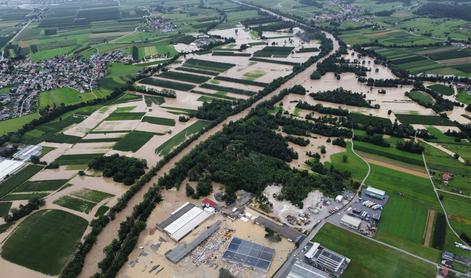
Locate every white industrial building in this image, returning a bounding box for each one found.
[13,145,42,161]
[0,159,25,181]
[157,202,213,241]
[365,186,386,200]
[305,242,350,277]
[340,214,362,230]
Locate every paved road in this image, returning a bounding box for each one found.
[78,9,340,278]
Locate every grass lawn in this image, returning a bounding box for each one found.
[326,141,368,181]
[1,209,88,275]
[13,179,68,192]
[0,165,44,198]
[0,113,41,135]
[314,223,436,278]
[156,120,211,156]
[53,195,96,213]
[112,93,142,104]
[113,131,155,152]
[71,188,113,203]
[142,116,175,126]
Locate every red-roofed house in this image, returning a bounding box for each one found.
[202,198,217,208]
[442,172,453,182]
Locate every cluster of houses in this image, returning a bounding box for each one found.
[142,16,175,32]
[0,51,133,120]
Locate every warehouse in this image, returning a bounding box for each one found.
[340,214,362,230]
[305,242,350,277]
[157,202,213,241]
[365,186,386,200]
[0,159,25,181]
[166,221,221,263]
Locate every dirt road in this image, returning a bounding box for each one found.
[78,27,340,278]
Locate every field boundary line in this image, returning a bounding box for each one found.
[436,188,471,199]
[422,152,470,247]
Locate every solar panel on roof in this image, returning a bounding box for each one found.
[222,237,275,272]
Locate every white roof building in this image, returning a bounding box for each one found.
[0,159,25,181]
[340,214,362,230]
[366,186,385,196]
[160,203,213,241]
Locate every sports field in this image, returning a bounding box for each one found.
[314,224,436,278]
[1,210,88,275]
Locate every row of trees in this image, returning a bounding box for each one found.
[88,154,147,185]
[358,77,413,87]
[4,197,45,223]
[296,101,349,116]
[310,88,377,108]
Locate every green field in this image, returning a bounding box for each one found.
[1,210,87,275]
[0,113,41,135]
[158,71,210,84]
[105,112,145,121]
[456,90,471,105]
[0,165,44,198]
[139,77,195,91]
[395,114,455,126]
[326,141,369,182]
[407,91,435,107]
[53,195,96,213]
[354,141,424,166]
[13,179,68,192]
[427,84,454,96]
[71,188,113,203]
[142,116,176,126]
[253,46,294,57]
[182,58,235,72]
[156,120,211,156]
[113,130,156,152]
[314,224,436,278]
[54,153,104,165]
[1,193,49,201]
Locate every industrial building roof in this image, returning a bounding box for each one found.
[366,186,385,196]
[340,214,362,229]
[166,221,221,263]
[222,237,275,272]
[0,159,25,181]
[287,260,330,278]
[306,242,350,274]
[158,203,195,230]
[158,202,213,241]
[255,216,304,243]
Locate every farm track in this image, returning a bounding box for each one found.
[78,28,340,278]
[423,209,435,248]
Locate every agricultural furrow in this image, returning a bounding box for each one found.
[78,32,340,278]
